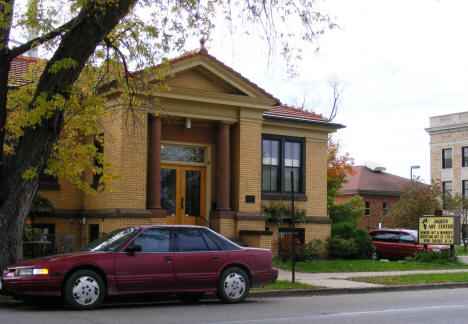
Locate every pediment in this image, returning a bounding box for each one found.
[167,67,246,95]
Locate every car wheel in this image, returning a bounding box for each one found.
[63,269,105,310]
[177,292,205,304]
[218,267,250,303]
[372,251,380,260]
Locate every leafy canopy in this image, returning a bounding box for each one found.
[3,0,337,194]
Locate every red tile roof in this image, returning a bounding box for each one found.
[9,55,45,86]
[340,166,413,196]
[263,104,328,122]
[132,40,281,104]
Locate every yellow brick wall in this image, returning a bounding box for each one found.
[167,69,237,94]
[85,109,148,209]
[240,234,273,250]
[268,222,330,257]
[31,216,167,252]
[235,121,262,212]
[38,177,84,210]
[236,219,265,232]
[211,218,237,239]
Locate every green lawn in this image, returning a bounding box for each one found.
[0,294,12,301]
[273,258,468,273]
[351,272,468,285]
[252,280,320,291]
[455,245,468,256]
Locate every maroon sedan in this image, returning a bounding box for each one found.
[1,226,278,309]
[369,228,449,260]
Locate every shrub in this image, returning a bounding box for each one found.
[262,202,306,224]
[328,223,375,259]
[277,235,321,262]
[413,250,457,264]
[326,237,358,259]
[277,235,302,262]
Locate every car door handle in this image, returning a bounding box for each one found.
[212,255,219,259]
[164,256,173,263]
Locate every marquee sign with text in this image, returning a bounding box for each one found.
[418,216,460,245]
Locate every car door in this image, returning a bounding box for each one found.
[115,228,174,292]
[173,227,227,290]
[373,231,400,258]
[398,233,419,258]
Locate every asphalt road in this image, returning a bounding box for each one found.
[2,288,468,324]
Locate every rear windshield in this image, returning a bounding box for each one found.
[81,227,139,252]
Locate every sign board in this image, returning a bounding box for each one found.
[418,215,461,245]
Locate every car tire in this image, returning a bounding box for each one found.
[372,251,380,260]
[217,267,250,304]
[177,292,205,304]
[63,269,105,310]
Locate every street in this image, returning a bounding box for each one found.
[2,288,468,324]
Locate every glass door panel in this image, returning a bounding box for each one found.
[184,170,201,217]
[161,168,176,216]
[161,165,205,225]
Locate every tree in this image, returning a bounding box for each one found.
[384,180,442,229]
[327,139,354,207]
[0,1,336,271]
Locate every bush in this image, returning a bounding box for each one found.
[277,235,321,262]
[326,237,358,259]
[328,223,375,259]
[413,250,457,264]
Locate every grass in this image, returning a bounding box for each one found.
[273,258,468,273]
[0,294,12,301]
[455,245,468,256]
[252,280,320,291]
[351,272,468,285]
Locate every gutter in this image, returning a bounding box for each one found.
[262,113,345,129]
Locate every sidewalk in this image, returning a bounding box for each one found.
[277,268,468,289]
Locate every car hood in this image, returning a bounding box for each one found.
[7,251,107,268]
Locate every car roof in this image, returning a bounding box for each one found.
[369,228,418,236]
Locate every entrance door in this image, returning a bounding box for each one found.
[161,165,205,225]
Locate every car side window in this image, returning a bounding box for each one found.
[400,233,416,244]
[201,229,221,251]
[373,232,399,243]
[176,228,209,252]
[128,228,170,252]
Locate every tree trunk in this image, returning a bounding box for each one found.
[0,0,135,272]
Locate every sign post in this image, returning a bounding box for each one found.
[290,170,295,283]
[418,215,461,257]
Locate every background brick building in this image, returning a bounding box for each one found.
[336,165,411,230]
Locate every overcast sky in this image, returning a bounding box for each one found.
[193,0,468,183]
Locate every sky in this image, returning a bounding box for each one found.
[188,0,468,183]
[10,0,468,183]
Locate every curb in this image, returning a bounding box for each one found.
[2,283,468,306]
[249,282,468,298]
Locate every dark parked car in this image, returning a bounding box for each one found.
[369,228,449,260]
[1,225,278,309]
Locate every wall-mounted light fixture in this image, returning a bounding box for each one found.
[185,118,191,129]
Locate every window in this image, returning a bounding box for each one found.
[38,172,59,190]
[399,233,416,244]
[365,201,371,216]
[161,144,205,163]
[382,202,388,216]
[463,180,468,198]
[442,148,452,169]
[176,228,208,252]
[443,181,453,200]
[463,147,468,167]
[370,231,399,243]
[278,228,305,244]
[92,133,104,189]
[129,228,170,253]
[262,135,304,195]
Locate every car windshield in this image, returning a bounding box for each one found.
[81,227,140,252]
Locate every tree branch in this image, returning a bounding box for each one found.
[9,15,83,58]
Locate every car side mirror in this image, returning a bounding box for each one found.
[126,244,142,255]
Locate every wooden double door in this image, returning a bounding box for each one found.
[161,165,205,225]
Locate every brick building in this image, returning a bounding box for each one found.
[12,44,343,254]
[336,165,411,230]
